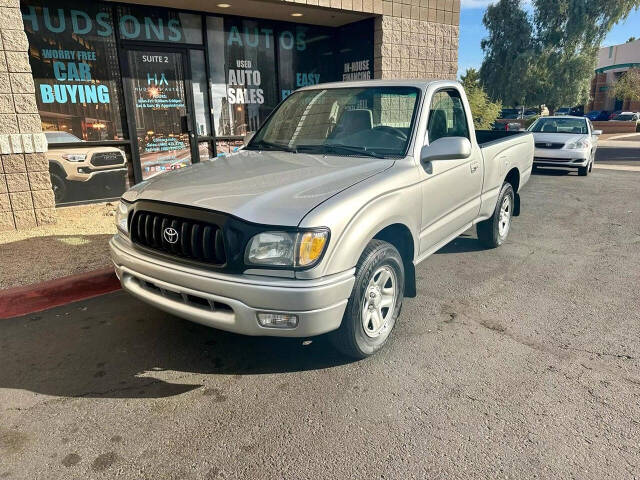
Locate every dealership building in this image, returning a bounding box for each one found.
[0,0,460,230]
[588,38,640,113]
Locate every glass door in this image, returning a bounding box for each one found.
[125,49,197,180]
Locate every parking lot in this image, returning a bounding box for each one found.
[1,168,639,479]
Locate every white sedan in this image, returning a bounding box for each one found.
[528,116,602,176]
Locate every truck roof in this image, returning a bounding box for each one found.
[297,79,460,91]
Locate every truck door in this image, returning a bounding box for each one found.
[418,88,483,253]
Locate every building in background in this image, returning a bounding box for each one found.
[588,38,640,113]
[1,0,461,230]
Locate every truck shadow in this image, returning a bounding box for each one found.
[435,233,486,254]
[0,291,353,400]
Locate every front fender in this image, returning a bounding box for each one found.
[297,180,421,279]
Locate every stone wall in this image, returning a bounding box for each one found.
[0,0,54,231]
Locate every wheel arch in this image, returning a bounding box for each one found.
[373,223,416,297]
[48,159,67,178]
[504,167,521,216]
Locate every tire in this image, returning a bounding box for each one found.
[330,239,404,359]
[589,159,594,173]
[477,182,515,248]
[49,172,66,203]
[578,165,588,176]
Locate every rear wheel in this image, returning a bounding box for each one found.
[477,182,514,248]
[330,240,404,359]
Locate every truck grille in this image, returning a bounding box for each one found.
[535,142,564,149]
[130,211,226,265]
[91,151,124,166]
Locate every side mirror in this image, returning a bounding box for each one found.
[243,131,255,146]
[420,137,472,163]
[592,130,603,136]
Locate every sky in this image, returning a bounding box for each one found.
[457,0,640,78]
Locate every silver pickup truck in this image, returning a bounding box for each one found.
[110,80,533,358]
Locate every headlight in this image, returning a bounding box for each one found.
[115,200,130,236]
[565,140,590,150]
[245,230,329,268]
[62,153,87,162]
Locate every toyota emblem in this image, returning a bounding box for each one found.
[163,227,179,244]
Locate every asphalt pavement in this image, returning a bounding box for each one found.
[1,168,640,479]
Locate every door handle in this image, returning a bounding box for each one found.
[470,161,479,173]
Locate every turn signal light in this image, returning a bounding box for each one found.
[297,231,327,267]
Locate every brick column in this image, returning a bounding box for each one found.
[0,0,54,231]
[373,0,460,80]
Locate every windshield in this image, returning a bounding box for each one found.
[615,114,635,121]
[45,131,83,144]
[248,86,420,158]
[529,117,587,134]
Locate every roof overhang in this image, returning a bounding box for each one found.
[104,0,374,27]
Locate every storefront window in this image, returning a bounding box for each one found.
[190,50,211,136]
[116,6,202,44]
[22,0,375,200]
[336,19,375,82]
[207,16,278,138]
[22,0,129,205]
[127,50,192,180]
[278,24,335,101]
[22,0,126,141]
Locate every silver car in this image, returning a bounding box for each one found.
[111,80,533,358]
[529,116,602,176]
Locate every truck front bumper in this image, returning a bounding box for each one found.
[110,235,354,337]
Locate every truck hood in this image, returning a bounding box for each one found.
[125,150,392,226]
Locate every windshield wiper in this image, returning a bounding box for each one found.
[297,143,386,159]
[247,140,297,153]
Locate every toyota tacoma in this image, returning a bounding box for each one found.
[110,80,533,358]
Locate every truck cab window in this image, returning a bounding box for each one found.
[427,90,470,143]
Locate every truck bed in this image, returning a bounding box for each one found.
[475,130,529,147]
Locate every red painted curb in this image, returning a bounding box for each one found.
[0,268,121,319]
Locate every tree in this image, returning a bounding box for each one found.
[533,0,640,111]
[628,36,637,42]
[460,68,502,129]
[479,0,538,107]
[612,68,640,102]
[479,0,640,111]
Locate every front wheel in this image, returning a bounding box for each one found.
[50,172,66,204]
[578,165,589,176]
[330,240,404,359]
[477,182,514,248]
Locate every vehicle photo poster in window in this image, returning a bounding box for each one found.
[22,0,129,205]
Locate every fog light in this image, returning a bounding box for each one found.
[257,312,299,329]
